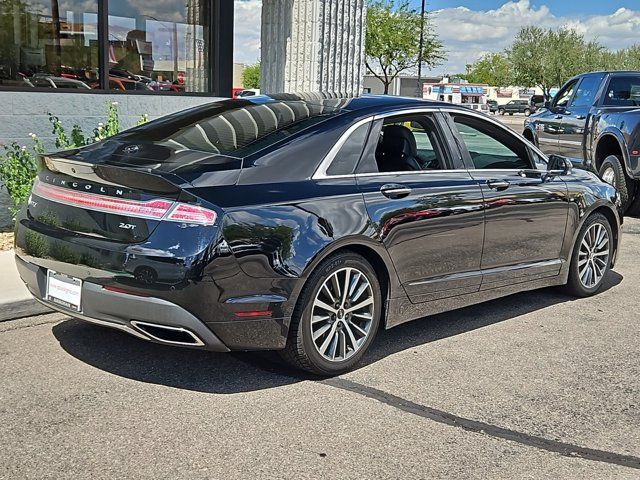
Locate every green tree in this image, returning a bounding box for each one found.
[508,26,608,99]
[365,0,445,94]
[242,63,261,89]
[463,53,511,87]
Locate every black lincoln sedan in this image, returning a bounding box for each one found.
[15,93,621,374]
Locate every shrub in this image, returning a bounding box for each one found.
[0,142,40,215]
[0,102,148,219]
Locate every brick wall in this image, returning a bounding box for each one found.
[0,91,221,229]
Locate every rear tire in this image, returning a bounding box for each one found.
[524,108,531,116]
[564,213,612,297]
[598,155,633,212]
[280,252,382,375]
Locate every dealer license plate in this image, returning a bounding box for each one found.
[46,270,82,312]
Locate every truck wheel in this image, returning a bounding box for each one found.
[599,155,633,212]
[524,108,531,116]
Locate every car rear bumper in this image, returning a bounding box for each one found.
[16,255,230,352]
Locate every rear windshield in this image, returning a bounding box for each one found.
[121,97,347,157]
[603,76,640,106]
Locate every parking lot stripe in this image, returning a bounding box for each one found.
[324,377,640,471]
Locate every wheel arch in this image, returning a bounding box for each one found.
[594,130,630,176]
[568,202,621,270]
[295,237,402,329]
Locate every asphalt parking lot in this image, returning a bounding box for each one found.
[1,218,639,479]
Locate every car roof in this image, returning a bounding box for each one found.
[571,71,640,80]
[263,92,452,113]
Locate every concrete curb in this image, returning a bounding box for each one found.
[0,299,52,322]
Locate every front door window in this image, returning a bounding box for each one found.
[451,114,533,170]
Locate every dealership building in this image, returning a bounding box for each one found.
[0,0,366,226]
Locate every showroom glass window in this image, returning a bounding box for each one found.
[0,0,99,89]
[108,0,210,93]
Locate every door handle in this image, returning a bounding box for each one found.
[380,184,411,198]
[487,179,510,191]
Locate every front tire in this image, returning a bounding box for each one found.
[280,252,382,375]
[564,213,612,297]
[499,109,505,115]
[524,108,531,116]
[598,155,633,212]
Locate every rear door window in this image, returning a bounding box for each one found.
[603,76,640,106]
[373,114,448,172]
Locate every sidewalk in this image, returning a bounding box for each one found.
[0,250,51,321]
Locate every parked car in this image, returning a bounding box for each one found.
[487,99,498,114]
[236,89,259,98]
[498,99,535,116]
[28,75,91,89]
[15,94,621,375]
[523,71,640,215]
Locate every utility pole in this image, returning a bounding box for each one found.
[416,0,426,98]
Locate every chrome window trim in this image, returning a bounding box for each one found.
[313,107,445,180]
[313,105,549,180]
[313,169,477,181]
[372,107,440,120]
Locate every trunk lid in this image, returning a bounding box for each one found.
[29,152,234,243]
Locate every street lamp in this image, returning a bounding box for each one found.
[416,0,426,98]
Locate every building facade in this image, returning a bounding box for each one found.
[363,74,442,97]
[0,0,368,227]
[261,0,366,94]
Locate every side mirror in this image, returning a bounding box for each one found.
[547,154,572,175]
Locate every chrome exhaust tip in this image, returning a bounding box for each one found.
[130,320,205,347]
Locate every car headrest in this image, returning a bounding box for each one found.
[381,125,417,159]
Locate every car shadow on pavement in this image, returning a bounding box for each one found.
[52,271,622,394]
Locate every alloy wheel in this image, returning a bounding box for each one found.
[601,167,616,187]
[310,267,374,362]
[578,222,610,289]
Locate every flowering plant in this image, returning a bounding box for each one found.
[0,102,148,217]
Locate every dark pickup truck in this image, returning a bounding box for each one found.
[523,71,640,215]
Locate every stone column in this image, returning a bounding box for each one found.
[261,0,365,95]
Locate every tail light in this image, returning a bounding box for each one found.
[166,203,217,225]
[32,177,217,226]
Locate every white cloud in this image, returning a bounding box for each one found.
[233,0,640,74]
[234,0,262,64]
[431,0,640,74]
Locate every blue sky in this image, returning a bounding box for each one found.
[234,0,640,73]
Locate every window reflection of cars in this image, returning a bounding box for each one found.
[28,76,91,89]
[99,77,153,91]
